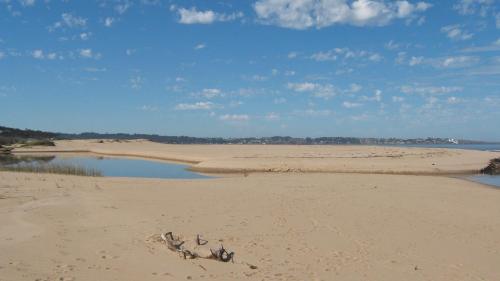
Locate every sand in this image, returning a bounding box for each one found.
[14,139,500,174]
[1,140,500,281]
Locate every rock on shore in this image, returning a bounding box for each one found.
[481,158,500,175]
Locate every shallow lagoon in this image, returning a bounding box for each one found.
[469,175,500,188]
[0,154,211,179]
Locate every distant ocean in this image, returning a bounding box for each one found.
[389,143,500,152]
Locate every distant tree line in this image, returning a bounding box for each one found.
[0,125,495,146]
[0,126,57,146]
[58,132,491,145]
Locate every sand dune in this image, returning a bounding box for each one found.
[1,141,500,280]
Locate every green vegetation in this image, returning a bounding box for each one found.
[19,139,56,147]
[0,125,57,147]
[0,163,102,177]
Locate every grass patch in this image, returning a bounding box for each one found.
[0,163,102,177]
[19,139,56,147]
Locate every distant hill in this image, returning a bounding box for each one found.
[59,132,496,145]
[0,126,57,146]
[1,125,497,146]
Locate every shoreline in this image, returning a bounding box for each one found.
[11,150,201,165]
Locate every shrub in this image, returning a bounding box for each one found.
[0,163,102,177]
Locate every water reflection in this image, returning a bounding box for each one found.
[0,154,211,179]
[0,154,56,165]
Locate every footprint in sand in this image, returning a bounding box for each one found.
[97,250,119,260]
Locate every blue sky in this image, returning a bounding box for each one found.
[1,0,499,140]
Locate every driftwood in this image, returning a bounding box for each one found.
[209,244,234,262]
[160,231,234,263]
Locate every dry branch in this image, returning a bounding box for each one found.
[160,231,234,263]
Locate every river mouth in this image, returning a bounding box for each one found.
[0,153,212,179]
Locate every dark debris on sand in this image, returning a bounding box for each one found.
[481,158,500,175]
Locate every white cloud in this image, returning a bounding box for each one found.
[200,88,222,99]
[50,13,87,31]
[453,0,494,16]
[141,0,161,5]
[385,40,400,50]
[0,85,16,97]
[288,82,341,99]
[253,0,431,30]
[79,49,100,59]
[438,55,479,68]
[139,105,158,112]
[288,51,298,59]
[229,101,243,107]
[400,54,480,68]
[219,114,249,121]
[441,24,473,41]
[342,101,362,108]
[401,85,463,96]
[360,89,382,102]
[265,112,280,120]
[0,51,5,60]
[194,43,206,50]
[80,32,91,41]
[395,51,407,64]
[30,50,61,60]
[175,101,214,110]
[294,109,332,117]
[104,17,115,27]
[115,1,132,15]
[274,97,287,104]
[248,74,268,81]
[19,0,35,7]
[368,53,382,62]
[172,6,243,24]
[46,52,57,60]
[130,76,143,90]
[126,49,136,56]
[409,56,424,66]
[496,13,500,28]
[310,51,337,61]
[176,7,215,24]
[284,70,296,76]
[374,89,382,102]
[351,114,370,121]
[84,67,107,72]
[32,49,44,59]
[349,83,362,93]
[447,96,462,104]
[310,47,382,63]
[288,82,318,92]
[392,96,405,102]
[460,39,500,52]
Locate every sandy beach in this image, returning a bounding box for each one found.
[1,140,500,281]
